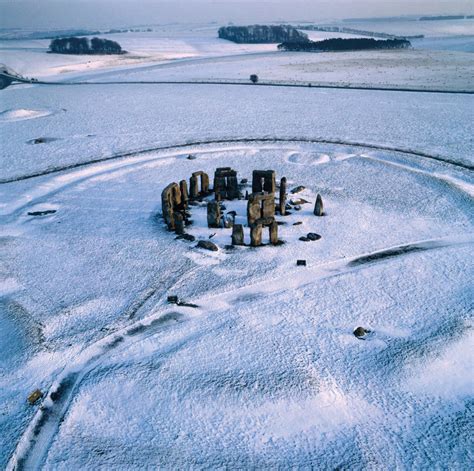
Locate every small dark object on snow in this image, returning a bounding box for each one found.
[299,236,310,242]
[240,178,248,184]
[167,295,179,304]
[34,138,45,144]
[290,198,309,205]
[187,154,197,160]
[28,389,43,404]
[28,210,56,216]
[176,234,196,242]
[208,233,216,239]
[293,221,303,226]
[250,74,259,84]
[353,326,371,338]
[294,205,302,211]
[297,259,307,266]
[277,221,287,226]
[307,232,321,241]
[291,185,305,194]
[197,240,218,251]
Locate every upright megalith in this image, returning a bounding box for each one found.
[232,224,245,246]
[189,171,209,200]
[252,170,275,194]
[279,177,287,215]
[269,220,279,245]
[174,212,185,235]
[250,224,263,247]
[179,180,189,209]
[247,192,275,227]
[314,193,324,216]
[214,167,239,200]
[161,182,182,231]
[207,201,221,228]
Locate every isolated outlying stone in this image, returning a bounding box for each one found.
[299,236,310,242]
[197,240,218,251]
[28,389,43,405]
[187,154,197,160]
[353,326,371,338]
[297,259,307,266]
[27,210,57,216]
[314,193,324,216]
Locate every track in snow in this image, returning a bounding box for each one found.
[7,233,472,471]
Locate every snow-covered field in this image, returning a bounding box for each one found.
[1,20,473,470]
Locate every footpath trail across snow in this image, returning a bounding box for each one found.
[2,141,473,468]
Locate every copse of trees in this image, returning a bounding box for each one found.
[218,25,309,44]
[278,38,411,52]
[49,37,124,55]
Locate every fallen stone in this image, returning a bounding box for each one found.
[290,198,309,205]
[240,178,248,184]
[176,234,196,242]
[307,232,321,241]
[197,240,218,251]
[28,389,43,405]
[297,260,307,266]
[353,326,371,338]
[294,205,302,211]
[187,154,197,160]
[28,210,56,216]
[299,236,310,242]
[293,222,303,226]
[167,295,179,304]
[291,185,306,194]
[276,221,287,226]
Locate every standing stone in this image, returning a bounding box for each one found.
[252,170,276,194]
[250,224,262,247]
[175,212,185,235]
[207,201,221,228]
[214,175,226,200]
[262,197,275,219]
[314,194,324,216]
[189,175,199,199]
[179,180,189,209]
[232,224,245,246]
[201,173,210,194]
[279,177,287,215]
[227,173,239,200]
[269,220,278,245]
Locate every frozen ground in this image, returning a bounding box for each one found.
[1,83,473,182]
[1,21,473,88]
[0,25,276,79]
[1,20,473,470]
[1,139,473,469]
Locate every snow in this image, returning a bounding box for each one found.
[1,20,473,470]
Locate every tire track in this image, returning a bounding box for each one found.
[7,234,472,470]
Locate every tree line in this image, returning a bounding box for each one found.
[49,37,124,55]
[218,25,308,44]
[278,38,411,52]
